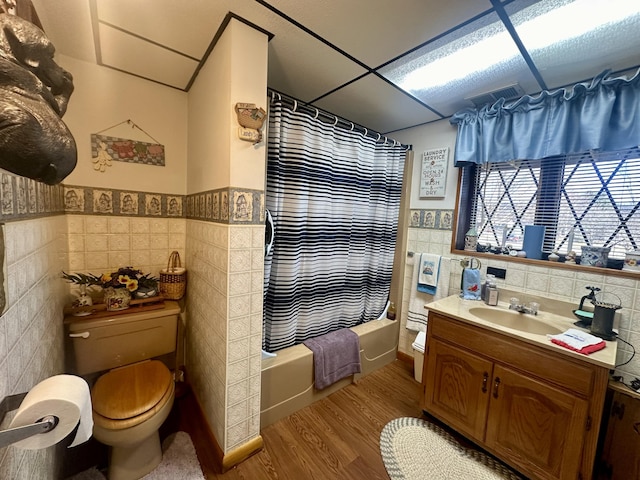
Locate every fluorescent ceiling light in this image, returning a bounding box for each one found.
[396,0,640,93]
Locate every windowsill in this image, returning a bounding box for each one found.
[451,249,640,280]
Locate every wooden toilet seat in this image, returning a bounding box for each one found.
[92,360,174,431]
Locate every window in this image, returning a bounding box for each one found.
[456,148,640,263]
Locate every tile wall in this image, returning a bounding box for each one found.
[401,226,640,383]
[0,216,68,479]
[185,220,263,453]
[65,215,186,300]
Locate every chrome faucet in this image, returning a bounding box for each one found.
[509,297,539,315]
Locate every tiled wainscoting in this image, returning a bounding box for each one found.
[185,220,263,452]
[0,216,68,479]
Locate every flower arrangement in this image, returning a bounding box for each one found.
[96,267,158,293]
[62,267,158,294]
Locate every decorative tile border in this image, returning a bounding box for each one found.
[0,172,65,221]
[64,185,185,218]
[409,209,454,230]
[186,188,264,225]
[0,170,264,224]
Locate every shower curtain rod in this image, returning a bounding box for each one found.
[268,89,411,150]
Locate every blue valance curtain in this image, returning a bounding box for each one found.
[263,98,407,352]
[450,69,640,166]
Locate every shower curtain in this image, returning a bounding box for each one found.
[263,97,407,352]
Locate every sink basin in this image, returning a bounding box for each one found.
[468,307,564,335]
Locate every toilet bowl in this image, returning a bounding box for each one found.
[64,302,181,480]
[91,360,174,480]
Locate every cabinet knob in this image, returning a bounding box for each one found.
[492,377,501,398]
[482,372,489,393]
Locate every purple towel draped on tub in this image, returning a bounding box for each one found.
[303,328,362,390]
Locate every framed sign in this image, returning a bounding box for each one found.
[420,147,449,198]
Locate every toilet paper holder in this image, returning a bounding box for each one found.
[0,392,59,449]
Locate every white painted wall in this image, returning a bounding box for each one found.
[58,55,188,194]
[392,118,459,210]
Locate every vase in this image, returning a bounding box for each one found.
[580,246,610,267]
[72,284,93,316]
[464,227,478,252]
[104,287,131,311]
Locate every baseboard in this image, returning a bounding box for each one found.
[396,350,413,366]
[222,436,264,472]
[177,370,263,473]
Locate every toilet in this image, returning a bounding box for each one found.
[65,302,181,480]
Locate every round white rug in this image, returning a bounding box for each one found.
[380,417,522,480]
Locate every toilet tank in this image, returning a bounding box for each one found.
[64,301,180,375]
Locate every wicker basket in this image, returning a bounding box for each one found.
[159,251,186,300]
[235,103,266,130]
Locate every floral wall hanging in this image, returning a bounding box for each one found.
[91,119,165,171]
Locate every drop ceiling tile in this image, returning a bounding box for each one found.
[313,74,441,134]
[265,28,367,102]
[379,10,541,114]
[507,0,640,89]
[98,24,198,89]
[267,0,494,67]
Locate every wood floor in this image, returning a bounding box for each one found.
[194,359,422,480]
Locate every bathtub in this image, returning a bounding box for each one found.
[260,315,399,427]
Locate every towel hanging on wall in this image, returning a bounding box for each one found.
[406,254,451,332]
[417,253,441,295]
[460,257,482,300]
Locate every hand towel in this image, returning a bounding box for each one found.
[461,267,481,300]
[406,254,451,332]
[548,328,606,355]
[303,328,361,390]
[417,253,441,295]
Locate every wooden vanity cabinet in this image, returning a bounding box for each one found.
[421,313,610,480]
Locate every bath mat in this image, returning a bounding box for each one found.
[380,417,523,480]
[66,431,204,480]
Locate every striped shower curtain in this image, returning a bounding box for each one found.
[263,98,406,352]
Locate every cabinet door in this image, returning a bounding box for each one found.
[600,391,640,479]
[424,339,493,442]
[486,364,588,480]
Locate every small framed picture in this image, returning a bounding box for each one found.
[420,148,449,198]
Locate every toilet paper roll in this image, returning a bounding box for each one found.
[8,374,93,450]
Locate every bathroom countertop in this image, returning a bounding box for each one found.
[425,294,618,369]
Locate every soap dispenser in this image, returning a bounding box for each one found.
[485,277,499,306]
[481,274,495,301]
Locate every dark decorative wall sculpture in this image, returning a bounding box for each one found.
[0,13,77,185]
